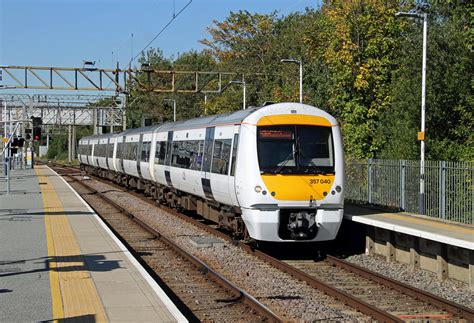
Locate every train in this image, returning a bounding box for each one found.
[78,102,344,243]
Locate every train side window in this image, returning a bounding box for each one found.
[131,143,138,160]
[190,140,204,170]
[202,127,215,172]
[171,141,180,167]
[141,141,150,162]
[230,134,239,176]
[171,141,194,169]
[116,143,121,159]
[108,143,114,158]
[155,141,166,164]
[212,139,232,175]
[125,142,132,160]
[164,132,173,166]
[122,142,128,159]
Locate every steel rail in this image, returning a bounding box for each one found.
[325,255,474,321]
[60,171,282,322]
[49,162,472,321]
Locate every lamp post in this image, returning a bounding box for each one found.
[164,99,176,122]
[280,58,303,103]
[229,80,246,110]
[395,9,428,214]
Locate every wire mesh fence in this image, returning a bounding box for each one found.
[345,158,474,225]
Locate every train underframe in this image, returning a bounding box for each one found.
[81,164,249,240]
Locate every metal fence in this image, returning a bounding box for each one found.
[345,159,474,225]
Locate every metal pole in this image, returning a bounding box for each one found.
[3,100,7,150]
[72,126,76,160]
[123,95,127,130]
[6,157,10,195]
[68,125,72,163]
[299,60,303,103]
[173,100,176,122]
[419,12,428,214]
[93,108,98,135]
[243,83,246,110]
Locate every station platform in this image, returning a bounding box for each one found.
[344,205,473,250]
[0,165,187,322]
[344,204,473,287]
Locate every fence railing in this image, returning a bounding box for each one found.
[345,158,474,225]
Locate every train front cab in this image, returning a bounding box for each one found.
[237,104,344,242]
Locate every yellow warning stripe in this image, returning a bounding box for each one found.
[36,166,108,322]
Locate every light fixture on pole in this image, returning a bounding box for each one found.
[229,80,246,110]
[280,58,303,103]
[164,99,176,122]
[395,6,428,214]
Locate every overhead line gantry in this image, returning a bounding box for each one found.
[0,65,249,93]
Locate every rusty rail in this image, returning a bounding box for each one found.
[49,162,474,322]
[325,255,474,321]
[60,170,282,322]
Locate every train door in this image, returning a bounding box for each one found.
[209,127,233,205]
[105,138,110,169]
[119,135,125,172]
[201,127,215,200]
[136,133,143,179]
[228,125,240,206]
[85,140,90,165]
[164,131,173,188]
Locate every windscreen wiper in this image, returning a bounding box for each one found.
[303,168,334,175]
[273,150,297,174]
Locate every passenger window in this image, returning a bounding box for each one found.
[230,134,239,176]
[141,141,150,162]
[202,128,215,172]
[212,139,232,175]
[191,140,204,171]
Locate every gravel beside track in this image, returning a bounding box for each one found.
[68,177,270,322]
[345,253,474,310]
[81,177,369,321]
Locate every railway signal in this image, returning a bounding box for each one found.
[31,117,42,141]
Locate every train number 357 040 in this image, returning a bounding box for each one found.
[309,179,331,185]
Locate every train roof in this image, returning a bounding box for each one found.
[157,106,260,132]
[79,102,334,142]
[81,106,261,142]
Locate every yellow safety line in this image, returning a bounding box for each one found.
[44,214,64,319]
[36,166,108,322]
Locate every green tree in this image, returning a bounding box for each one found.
[304,0,405,158]
[379,1,473,161]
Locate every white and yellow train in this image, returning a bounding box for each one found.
[78,102,344,242]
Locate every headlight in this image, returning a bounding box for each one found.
[254,185,262,193]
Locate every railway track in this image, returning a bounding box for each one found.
[50,165,280,322]
[48,162,474,322]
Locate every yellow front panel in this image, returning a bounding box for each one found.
[257,114,334,127]
[261,174,334,201]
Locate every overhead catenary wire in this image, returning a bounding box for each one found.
[131,0,193,64]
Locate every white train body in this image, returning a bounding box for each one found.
[78,103,344,242]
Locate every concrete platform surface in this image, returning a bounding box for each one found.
[0,165,187,322]
[345,204,473,250]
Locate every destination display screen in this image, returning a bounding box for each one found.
[258,129,293,139]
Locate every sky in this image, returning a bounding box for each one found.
[0,0,321,70]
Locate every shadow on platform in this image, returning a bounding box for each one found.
[42,314,96,323]
[0,252,122,278]
[0,210,95,217]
